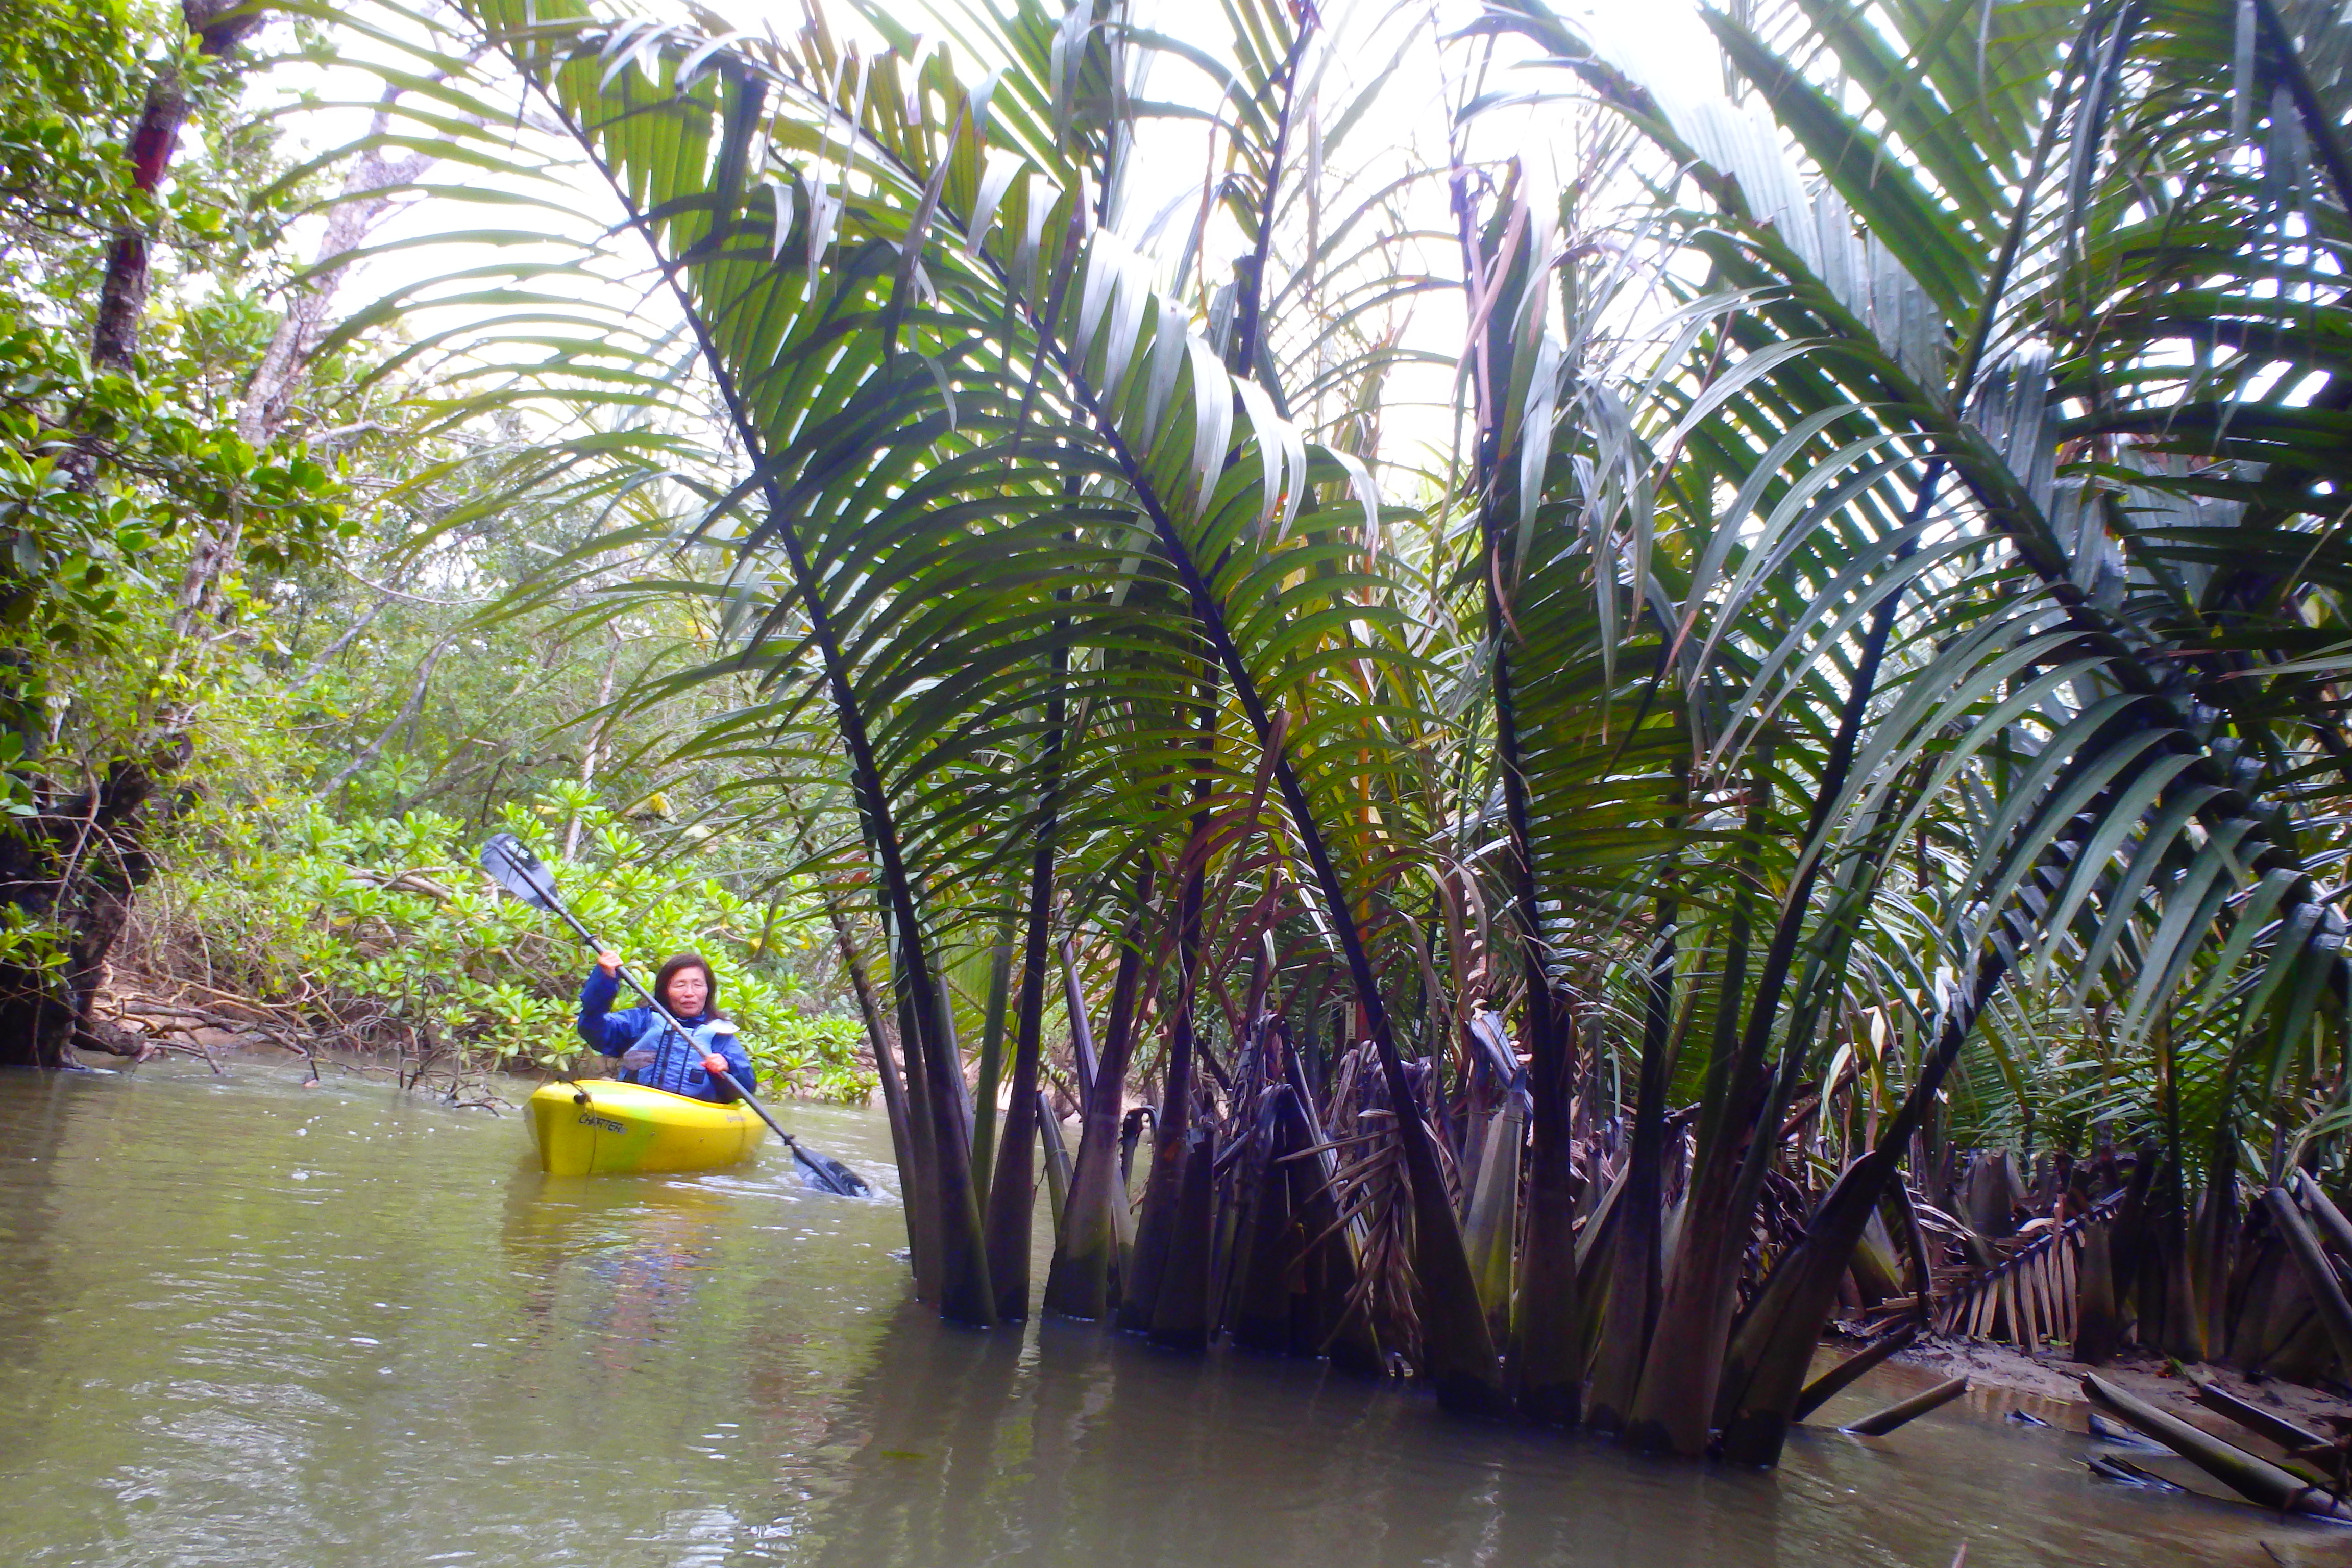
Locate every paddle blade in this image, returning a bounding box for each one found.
[480,832,562,911]
[795,1146,872,1197]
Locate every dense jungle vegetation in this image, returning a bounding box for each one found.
[0,0,876,1097]
[10,0,2352,1474]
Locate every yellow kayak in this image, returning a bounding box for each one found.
[526,1079,767,1175]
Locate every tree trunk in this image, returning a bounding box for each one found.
[90,2,268,373]
[561,630,621,859]
[1,4,265,1070]
[0,746,187,1068]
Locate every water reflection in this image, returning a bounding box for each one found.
[786,1294,2342,1568]
[0,1059,2333,1568]
[792,1306,1798,1568]
[0,1069,100,1478]
[501,1172,732,1366]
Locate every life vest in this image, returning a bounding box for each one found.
[618,1013,738,1098]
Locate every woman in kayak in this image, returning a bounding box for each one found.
[577,950,758,1103]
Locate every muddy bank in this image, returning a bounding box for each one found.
[1881,1332,2352,1438]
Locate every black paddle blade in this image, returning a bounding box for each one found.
[480,832,561,911]
[793,1145,872,1197]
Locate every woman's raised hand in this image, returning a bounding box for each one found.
[596,950,621,975]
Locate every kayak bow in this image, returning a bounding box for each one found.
[526,1079,766,1175]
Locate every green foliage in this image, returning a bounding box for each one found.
[0,0,149,261]
[0,0,348,708]
[4,0,2342,1418]
[0,304,344,649]
[300,0,2352,1413]
[158,787,877,1101]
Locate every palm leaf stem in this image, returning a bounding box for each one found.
[971,916,1017,1193]
[526,51,995,1323]
[1718,461,1945,1202]
[1605,444,1940,1450]
[2252,0,2352,211]
[1716,937,2017,1463]
[1624,753,1773,1455]
[739,46,1484,1286]
[1226,9,1317,382]
[1482,416,1583,1420]
[984,631,1071,1319]
[1587,884,1679,1435]
[1048,332,1503,1403]
[1943,3,2106,407]
[1695,9,2351,1005]
[1125,0,1311,1334]
[1454,174,1587,1419]
[1714,757,2130,1462]
[801,811,930,1287]
[1045,860,1155,1319]
[1120,690,1217,1332]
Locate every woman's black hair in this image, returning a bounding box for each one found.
[652,951,724,1019]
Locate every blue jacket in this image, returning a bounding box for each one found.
[577,967,757,1103]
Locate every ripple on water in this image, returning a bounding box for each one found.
[0,1058,2333,1568]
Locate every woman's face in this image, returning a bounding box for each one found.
[664,965,710,1015]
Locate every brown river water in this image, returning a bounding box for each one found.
[0,1059,2336,1566]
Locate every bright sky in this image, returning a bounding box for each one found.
[241,0,1723,524]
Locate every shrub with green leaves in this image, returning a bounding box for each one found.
[148,788,877,1103]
